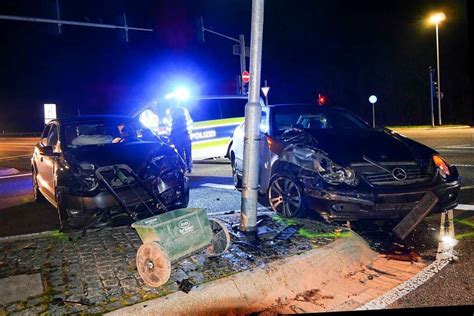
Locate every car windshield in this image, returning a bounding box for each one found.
[63,118,157,148]
[272,105,369,135]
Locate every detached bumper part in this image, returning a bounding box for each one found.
[393,191,439,240]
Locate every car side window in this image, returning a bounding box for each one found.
[47,125,59,151]
[41,125,51,146]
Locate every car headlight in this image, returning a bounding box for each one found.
[151,154,185,173]
[433,154,451,178]
[314,155,357,186]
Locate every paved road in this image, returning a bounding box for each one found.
[0,128,473,309]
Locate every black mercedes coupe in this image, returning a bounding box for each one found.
[229,104,461,222]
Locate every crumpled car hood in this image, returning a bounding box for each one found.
[278,128,434,166]
[64,141,175,174]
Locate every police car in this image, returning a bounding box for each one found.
[135,95,251,160]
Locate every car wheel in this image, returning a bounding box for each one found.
[231,154,242,189]
[268,173,305,218]
[32,170,45,202]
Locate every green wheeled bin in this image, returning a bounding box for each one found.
[132,208,231,287]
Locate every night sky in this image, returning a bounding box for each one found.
[0,0,471,132]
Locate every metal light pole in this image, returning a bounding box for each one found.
[428,12,446,125]
[240,0,265,238]
[435,23,442,125]
[429,67,435,128]
[369,95,377,127]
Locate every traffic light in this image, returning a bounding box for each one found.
[317,94,326,105]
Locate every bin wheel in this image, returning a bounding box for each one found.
[207,218,231,257]
[136,242,171,288]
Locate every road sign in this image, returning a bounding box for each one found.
[44,103,57,124]
[261,86,270,97]
[233,44,250,57]
[242,71,250,83]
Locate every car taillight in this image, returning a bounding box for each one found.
[433,155,450,178]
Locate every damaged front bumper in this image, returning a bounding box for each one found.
[302,177,462,221]
[60,176,189,219]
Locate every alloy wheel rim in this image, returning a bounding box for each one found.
[268,177,301,217]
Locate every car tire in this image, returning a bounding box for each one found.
[231,154,242,189]
[32,170,45,202]
[267,172,306,218]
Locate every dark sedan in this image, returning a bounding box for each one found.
[32,115,189,230]
[229,104,461,222]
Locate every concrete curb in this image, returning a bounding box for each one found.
[0,168,19,176]
[108,233,379,315]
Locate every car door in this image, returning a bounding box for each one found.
[232,107,270,190]
[40,124,60,202]
[35,125,51,198]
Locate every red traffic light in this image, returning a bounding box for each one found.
[317,94,326,105]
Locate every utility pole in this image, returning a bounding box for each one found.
[429,67,435,128]
[200,17,249,94]
[240,0,264,240]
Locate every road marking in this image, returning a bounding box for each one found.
[455,204,474,211]
[0,154,31,161]
[358,210,457,310]
[200,183,236,190]
[453,164,474,168]
[0,173,32,180]
[461,185,474,190]
[437,149,473,153]
[358,254,455,310]
[440,145,474,149]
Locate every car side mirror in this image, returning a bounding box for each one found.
[40,146,59,157]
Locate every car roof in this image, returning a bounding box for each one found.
[49,115,135,125]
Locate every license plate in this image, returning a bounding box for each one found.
[393,191,439,240]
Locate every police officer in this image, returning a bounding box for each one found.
[168,102,193,173]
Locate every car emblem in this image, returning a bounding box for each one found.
[392,168,407,181]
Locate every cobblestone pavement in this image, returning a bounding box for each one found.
[0,213,343,315]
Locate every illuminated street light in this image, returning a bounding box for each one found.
[369,95,377,127]
[429,12,446,24]
[428,12,446,125]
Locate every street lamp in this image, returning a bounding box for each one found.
[369,95,377,127]
[428,12,446,126]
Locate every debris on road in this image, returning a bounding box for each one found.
[177,279,194,293]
